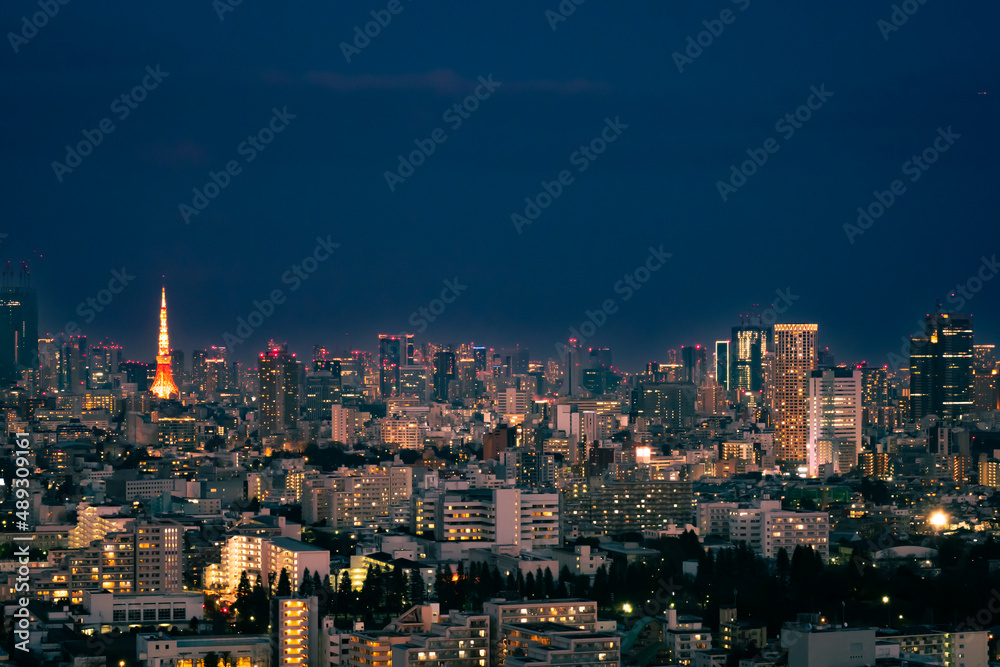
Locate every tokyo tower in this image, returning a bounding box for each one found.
[150,286,179,399]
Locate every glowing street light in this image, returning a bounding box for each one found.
[622,603,633,614]
[929,511,948,529]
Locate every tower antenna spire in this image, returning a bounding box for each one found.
[150,285,179,399]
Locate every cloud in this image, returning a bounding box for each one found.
[266,68,611,95]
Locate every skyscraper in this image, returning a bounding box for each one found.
[973,344,998,413]
[169,349,185,389]
[150,287,179,399]
[378,334,413,399]
[680,345,708,385]
[0,264,37,386]
[731,325,767,393]
[909,310,974,422]
[190,349,207,394]
[561,338,584,396]
[859,365,889,430]
[89,343,122,389]
[259,341,299,436]
[432,350,456,401]
[773,324,818,465]
[807,368,862,476]
[715,340,730,391]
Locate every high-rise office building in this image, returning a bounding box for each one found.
[909,310,974,422]
[731,325,767,393]
[205,345,229,398]
[305,370,340,420]
[432,350,456,401]
[636,382,697,428]
[379,334,413,399]
[807,368,862,476]
[472,346,487,372]
[681,345,708,386]
[89,343,122,390]
[859,365,889,430]
[973,344,998,413]
[190,349,207,394]
[0,264,38,386]
[773,324,818,465]
[715,340,730,391]
[58,335,88,393]
[168,349,185,389]
[561,338,584,396]
[259,341,300,436]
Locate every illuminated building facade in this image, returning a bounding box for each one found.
[271,596,319,666]
[807,368,862,476]
[379,334,413,398]
[973,343,998,412]
[773,324,818,465]
[910,311,974,422]
[731,325,767,393]
[150,287,179,399]
[259,340,299,436]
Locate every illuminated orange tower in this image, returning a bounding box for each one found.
[150,286,179,399]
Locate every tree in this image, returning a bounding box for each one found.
[338,570,353,616]
[235,571,253,632]
[299,568,314,596]
[555,567,571,598]
[524,572,537,600]
[204,653,220,667]
[543,567,555,599]
[409,570,427,606]
[276,568,292,597]
[189,616,199,633]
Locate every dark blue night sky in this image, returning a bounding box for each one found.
[1,1,997,369]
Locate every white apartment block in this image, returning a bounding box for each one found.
[807,368,862,476]
[698,500,829,561]
[381,417,422,449]
[301,466,412,528]
[209,535,329,593]
[430,488,560,549]
[272,596,320,666]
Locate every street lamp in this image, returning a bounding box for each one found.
[882,596,890,627]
